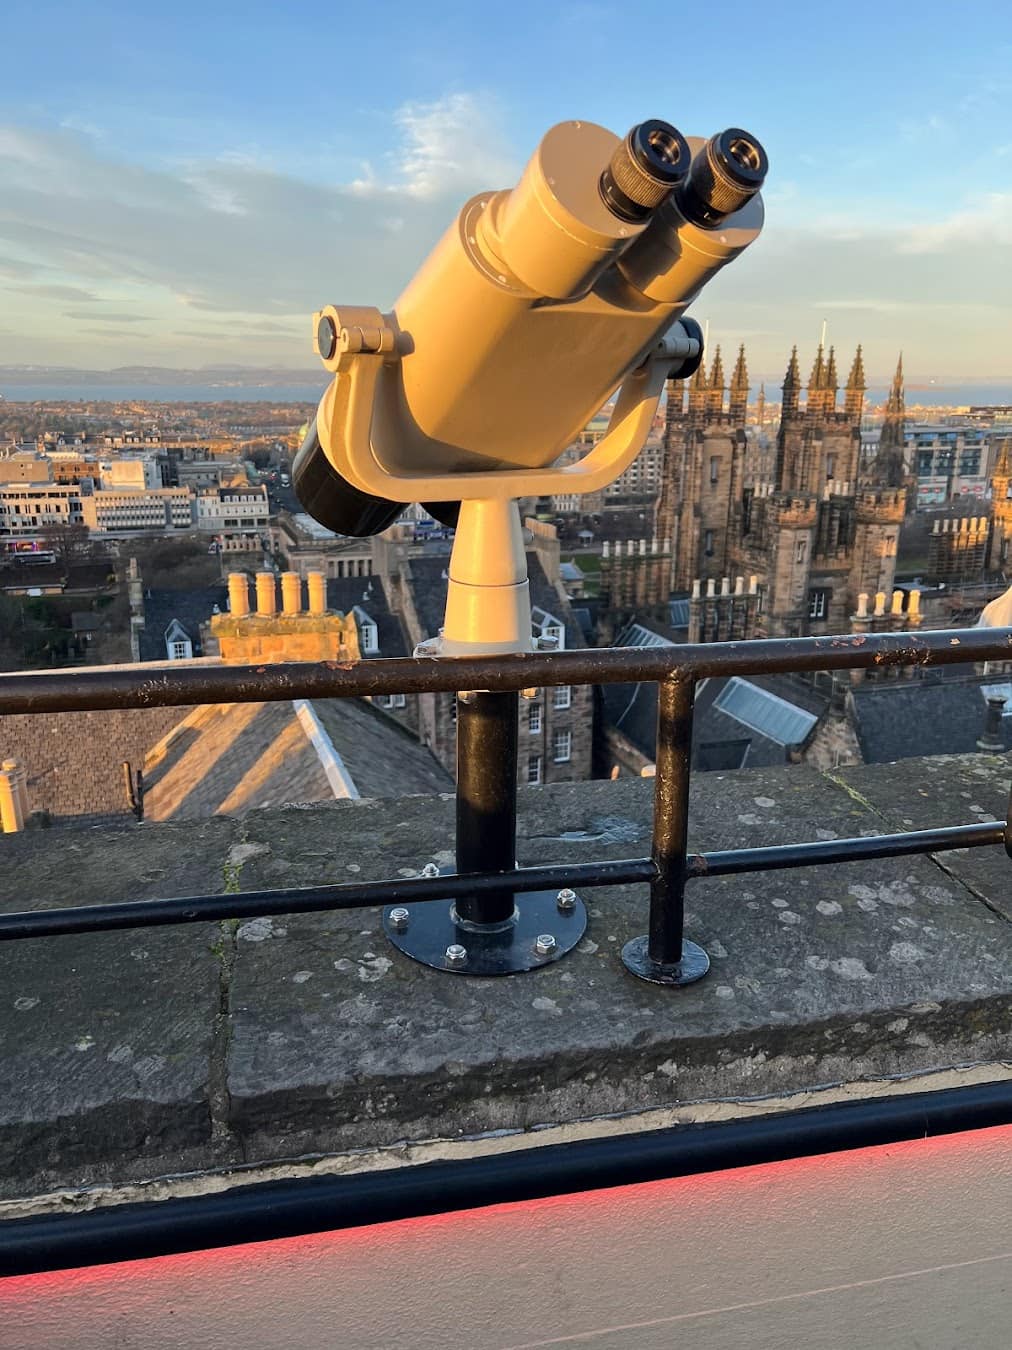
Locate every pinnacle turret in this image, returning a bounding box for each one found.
[844,344,866,421]
[825,346,838,391]
[870,352,906,488]
[707,345,726,416]
[729,344,749,423]
[782,345,801,416]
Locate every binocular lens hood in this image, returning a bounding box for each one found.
[293,419,458,538]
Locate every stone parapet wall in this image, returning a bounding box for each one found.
[0,752,1009,1207]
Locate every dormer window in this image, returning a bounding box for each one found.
[531,606,566,652]
[353,606,379,655]
[164,618,192,661]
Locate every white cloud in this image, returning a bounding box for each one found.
[0,102,1009,377]
[898,192,1012,253]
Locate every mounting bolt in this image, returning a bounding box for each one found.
[420,863,440,879]
[389,907,410,931]
[534,933,557,957]
[556,888,577,912]
[445,943,468,965]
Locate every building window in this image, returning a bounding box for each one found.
[709,456,720,484]
[528,704,542,734]
[358,621,379,654]
[795,538,807,564]
[170,640,189,660]
[543,622,563,650]
[703,529,714,556]
[808,588,830,621]
[527,755,542,785]
[755,584,766,615]
[552,729,572,763]
[553,685,571,710]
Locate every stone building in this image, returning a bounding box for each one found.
[373,529,593,787]
[989,439,1012,572]
[655,342,907,638]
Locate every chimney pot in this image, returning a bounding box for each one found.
[856,592,869,618]
[748,574,758,594]
[891,588,904,616]
[307,572,326,615]
[735,575,745,596]
[227,572,250,618]
[874,591,886,616]
[706,578,716,598]
[255,571,277,616]
[281,571,302,615]
[691,578,701,599]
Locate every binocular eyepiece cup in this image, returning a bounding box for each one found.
[676,128,768,227]
[599,119,691,222]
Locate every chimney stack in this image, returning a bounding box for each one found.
[228,572,250,617]
[307,571,327,616]
[281,571,302,615]
[255,572,277,616]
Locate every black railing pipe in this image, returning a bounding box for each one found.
[0,627,1009,714]
[0,821,1005,943]
[0,858,657,942]
[688,820,1007,877]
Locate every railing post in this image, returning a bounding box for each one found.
[622,674,709,986]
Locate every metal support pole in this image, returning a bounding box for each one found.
[622,674,709,986]
[382,688,586,975]
[455,692,518,925]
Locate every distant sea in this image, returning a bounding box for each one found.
[1,381,1010,408]
[0,383,327,403]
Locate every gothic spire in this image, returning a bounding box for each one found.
[783,345,800,389]
[825,345,838,391]
[782,345,800,417]
[729,343,749,423]
[731,343,748,390]
[871,351,907,487]
[708,345,725,392]
[846,344,866,392]
[808,344,825,391]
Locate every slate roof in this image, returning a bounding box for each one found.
[139,584,228,661]
[325,575,408,658]
[602,615,830,772]
[849,677,1012,764]
[406,552,586,649]
[143,696,451,821]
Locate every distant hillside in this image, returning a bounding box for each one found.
[0,364,322,388]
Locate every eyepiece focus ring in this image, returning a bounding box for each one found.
[600,119,691,223]
[677,127,768,227]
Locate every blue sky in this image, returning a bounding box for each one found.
[2,0,1010,382]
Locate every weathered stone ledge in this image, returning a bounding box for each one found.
[1,752,1009,1202]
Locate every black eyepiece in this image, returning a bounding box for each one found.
[676,127,768,228]
[600,119,691,223]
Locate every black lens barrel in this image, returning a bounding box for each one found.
[676,127,768,228]
[600,119,691,223]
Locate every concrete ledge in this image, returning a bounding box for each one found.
[1,753,1010,1202]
